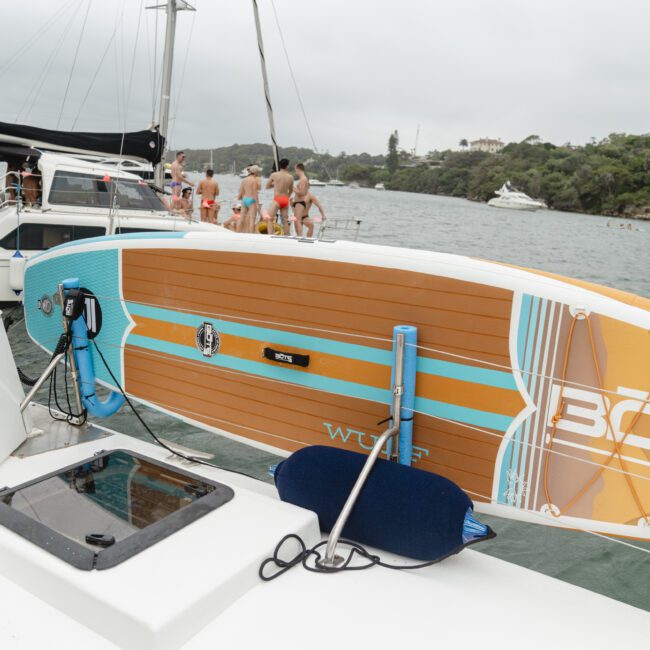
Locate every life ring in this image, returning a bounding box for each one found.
[257,221,283,235]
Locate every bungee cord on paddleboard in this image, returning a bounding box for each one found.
[27,327,650,490]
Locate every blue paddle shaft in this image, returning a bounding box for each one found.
[389,325,417,465]
[63,278,125,418]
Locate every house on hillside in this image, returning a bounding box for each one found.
[470,138,504,153]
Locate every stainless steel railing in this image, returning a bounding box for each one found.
[318,331,405,567]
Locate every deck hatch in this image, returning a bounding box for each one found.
[0,449,234,569]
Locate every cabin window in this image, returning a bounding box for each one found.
[0,224,105,250]
[114,227,163,234]
[49,171,164,211]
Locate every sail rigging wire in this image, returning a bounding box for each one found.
[56,0,92,129]
[269,0,333,180]
[72,290,650,406]
[167,5,198,148]
[56,331,650,557]
[102,373,650,557]
[461,488,650,556]
[0,0,78,80]
[110,0,146,231]
[42,325,649,487]
[16,2,83,124]
[251,0,280,170]
[70,18,121,130]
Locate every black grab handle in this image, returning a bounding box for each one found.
[263,347,310,368]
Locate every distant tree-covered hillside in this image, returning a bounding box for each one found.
[341,133,650,218]
[169,143,386,179]
[173,133,650,217]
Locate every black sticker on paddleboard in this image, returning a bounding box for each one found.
[80,288,102,339]
[196,322,220,357]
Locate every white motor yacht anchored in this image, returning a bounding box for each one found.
[0,152,223,303]
[309,178,326,187]
[374,182,386,191]
[487,181,546,211]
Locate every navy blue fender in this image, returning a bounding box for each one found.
[275,445,494,561]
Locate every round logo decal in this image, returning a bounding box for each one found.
[195,322,220,357]
[38,294,53,316]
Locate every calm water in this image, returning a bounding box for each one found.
[6,177,649,611]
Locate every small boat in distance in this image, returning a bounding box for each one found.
[349,182,360,189]
[374,182,386,191]
[487,181,546,211]
[327,178,345,187]
[309,178,326,187]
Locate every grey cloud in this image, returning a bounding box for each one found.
[1,0,649,155]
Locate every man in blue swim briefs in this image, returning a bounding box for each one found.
[237,165,261,233]
[170,151,194,199]
[266,158,294,235]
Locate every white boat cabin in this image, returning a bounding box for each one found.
[0,151,222,303]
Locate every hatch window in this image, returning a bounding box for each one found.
[49,171,164,211]
[0,450,233,570]
[0,223,105,250]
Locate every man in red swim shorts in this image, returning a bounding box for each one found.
[265,158,294,235]
[197,169,220,223]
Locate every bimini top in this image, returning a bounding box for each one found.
[0,121,165,165]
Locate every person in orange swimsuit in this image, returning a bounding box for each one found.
[197,169,220,223]
[265,158,294,235]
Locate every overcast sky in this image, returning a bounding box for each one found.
[2,0,649,155]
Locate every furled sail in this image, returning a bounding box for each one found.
[0,121,165,164]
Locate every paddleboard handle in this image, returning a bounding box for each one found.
[62,278,125,419]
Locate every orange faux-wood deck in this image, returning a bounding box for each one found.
[121,248,520,501]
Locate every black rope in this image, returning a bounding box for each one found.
[376,415,414,427]
[46,332,87,426]
[259,528,496,582]
[88,331,260,482]
[17,367,38,387]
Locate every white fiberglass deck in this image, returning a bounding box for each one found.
[0,406,647,649]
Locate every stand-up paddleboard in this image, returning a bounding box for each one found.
[23,231,650,539]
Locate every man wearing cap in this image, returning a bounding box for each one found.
[237,165,261,233]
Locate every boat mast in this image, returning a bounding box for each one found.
[149,0,195,187]
[251,0,280,171]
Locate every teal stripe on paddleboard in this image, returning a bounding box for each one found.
[126,302,518,390]
[127,332,516,431]
[127,334,392,405]
[517,298,547,506]
[510,295,539,480]
[126,301,392,365]
[414,396,513,433]
[416,357,517,391]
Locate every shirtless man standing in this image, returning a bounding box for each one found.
[292,163,309,236]
[237,165,261,233]
[197,169,220,223]
[265,158,293,235]
[170,151,193,198]
[302,191,326,238]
